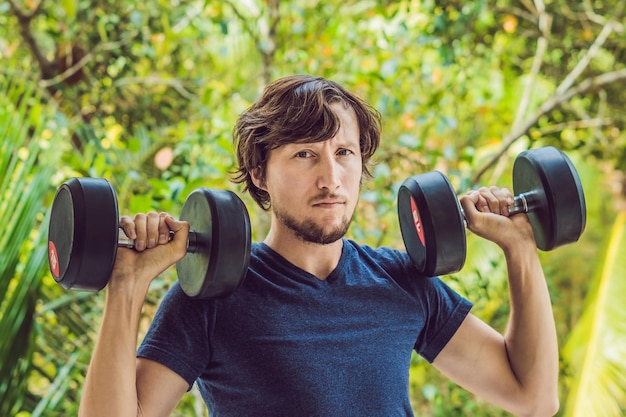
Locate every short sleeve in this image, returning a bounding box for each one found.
[137,282,214,388]
[414,276,473,363]
[350,242,473,364]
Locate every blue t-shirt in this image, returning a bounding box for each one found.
[137,239,472,416]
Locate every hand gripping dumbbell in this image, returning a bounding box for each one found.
[47,178,251,299]
[397,146,587,276]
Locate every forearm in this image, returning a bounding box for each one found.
[77,214,189,417]
[503,243,559,413]
[78,283,149,417]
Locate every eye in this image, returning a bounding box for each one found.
[337,148,354,156]
[295,150,311,158]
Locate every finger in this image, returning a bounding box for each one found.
[460,190,479,215]
[145,212,161,249]
[478,186,501,214]
[165,215,189,237]
[164,216,190,258]
[158,212,170,244]
[133,213,147,251]
[471,187,494,213]
[489,186,514,216]
[459,191,481,228]
[119,215,136,240]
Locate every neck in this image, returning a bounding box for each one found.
[263,227,344,280]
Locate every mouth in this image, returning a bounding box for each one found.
[312,197,346,208]
[313,201,344,208]
[310,191,348,208]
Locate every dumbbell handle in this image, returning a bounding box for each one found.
[462,191,537,226]
[118,230,201,253]
[468,192,536,215]
[509,191,538,215]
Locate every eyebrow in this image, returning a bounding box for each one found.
[287,137,360,149]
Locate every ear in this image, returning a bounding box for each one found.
[250,167,267,191]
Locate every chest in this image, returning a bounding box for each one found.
[210,272,423,367]
[196,265,424,415]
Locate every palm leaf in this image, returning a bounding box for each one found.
[30,349,84,417]
[0,75,63,415]
[562,211,626,416]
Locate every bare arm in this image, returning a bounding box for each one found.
[433,187,559,417]
[78,213,190,417]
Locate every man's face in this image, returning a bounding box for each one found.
[257,102,362,245]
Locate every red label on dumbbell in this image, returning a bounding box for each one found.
[410,196,426,247]
[48,241,60,278]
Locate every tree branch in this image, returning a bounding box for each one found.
[471,6,626,185]
[7,0,56,81]
[583,0,625,32]
[536,117,613,135]
[511,0,550,132]
[6,0,45,19]
[223,0,263,49]
[224,0,278,85]
[38,33,138,89]
[487,0,550,183]
[113,76,196,100]
[555,17,619,97]
[471,69,626,184]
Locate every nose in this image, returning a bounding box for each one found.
[316,152,341,192]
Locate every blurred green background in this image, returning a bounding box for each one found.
[1,0,625,416]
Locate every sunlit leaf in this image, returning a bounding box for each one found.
[562,212,626,417]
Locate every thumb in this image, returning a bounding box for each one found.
[164,215,190,259]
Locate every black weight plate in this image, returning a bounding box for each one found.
[398,171,466,276]
[48,177,119,291]
[177,188,251,299]
[513,147,586,250]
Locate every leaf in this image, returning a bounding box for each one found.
[0,75,62,416]
[562,212,626,417]
[60,0,76,19]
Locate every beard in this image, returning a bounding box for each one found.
[273,204,352,245]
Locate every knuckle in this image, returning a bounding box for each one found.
[119,215,132,225]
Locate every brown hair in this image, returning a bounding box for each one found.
[232,74,382,210]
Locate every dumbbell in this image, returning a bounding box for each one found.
[47,177,251,299]
[397,146,586,276]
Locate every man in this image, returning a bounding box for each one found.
[79,75,559,416]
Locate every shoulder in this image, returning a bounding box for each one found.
[343,239,469,302]
[342,239,421,277]
[150,281,216,329]
[343,238,408,262]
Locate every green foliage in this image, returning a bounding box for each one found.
[562,212,626,416]
[1,0,625,415]
[0,75,64,415]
